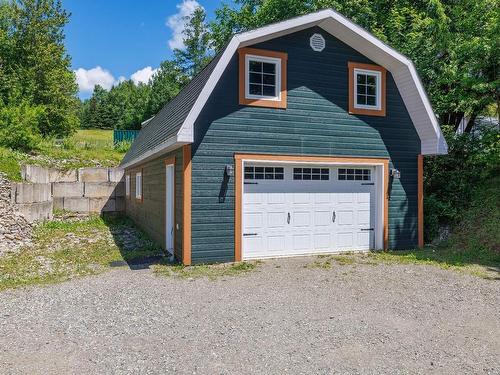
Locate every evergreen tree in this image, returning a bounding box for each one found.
[173,7,213,77]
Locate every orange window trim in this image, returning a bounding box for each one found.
[182,145,192,266]
[165,157,176,255]
[348,61,386,117]
[238,47,288,109]
[234,153,390,262]
[418,154,424,248]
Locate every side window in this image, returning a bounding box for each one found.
[338,168,371,181]
[135,171,142,200]
[245,166,284,180]
[348,62,386,116]
[293,168,329,181]
[238,47,288,109]
[125,174,130,198]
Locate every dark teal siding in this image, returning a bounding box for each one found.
[191,26,420,264]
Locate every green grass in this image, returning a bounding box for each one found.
[0,215,164,291]
[153,261,260,281]
[0,129,126,178]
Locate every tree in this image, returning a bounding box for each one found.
[146,60,187,117]
[210,0,499,132]
[0,0,79,152]
[173,6,213,77]
[10,0,79,137]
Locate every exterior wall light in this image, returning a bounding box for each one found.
[391,168,401,179]
[225,165,234,177]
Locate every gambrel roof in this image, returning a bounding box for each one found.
[121,9,448,168]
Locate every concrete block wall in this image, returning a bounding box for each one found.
[14,165,125,221]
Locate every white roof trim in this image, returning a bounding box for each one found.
[121,135,188,169]
[177,8,447,155]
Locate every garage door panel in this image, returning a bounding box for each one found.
[314,210,331,226]
[337,232,354,248]
[244,212,264,229]
[268,212,286,228]
[292,211,310,227]
[242,164,377,259]
[337,210,353,225]
[314,233,331,249]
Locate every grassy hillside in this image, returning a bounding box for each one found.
[0,130,128,181]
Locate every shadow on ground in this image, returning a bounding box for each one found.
[100,214,174,270]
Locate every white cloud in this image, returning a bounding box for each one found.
[166,0,201,50]
[74,66,158,95]
[74,66,116,92]
[130,66,158,85]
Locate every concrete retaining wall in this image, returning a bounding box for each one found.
[13,165,125,221]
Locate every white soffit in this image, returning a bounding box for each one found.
[178,9,448,155]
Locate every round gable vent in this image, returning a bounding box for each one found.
[310,33,325,52]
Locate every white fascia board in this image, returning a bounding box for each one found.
[176,8,447,156]
[121,135,188,170]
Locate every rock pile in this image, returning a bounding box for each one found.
[0,173,33,256]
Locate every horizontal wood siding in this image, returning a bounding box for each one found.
[191,27,420,264]
[125,148,184,261]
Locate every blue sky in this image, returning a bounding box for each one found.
[63,0,227,98]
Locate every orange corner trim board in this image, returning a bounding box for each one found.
[182,145,192,265]
[234,153,390,262]
[418,154,424,248]
[238,47,288,109]
[348,61,386,117]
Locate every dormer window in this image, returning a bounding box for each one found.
[348,62,386,116]
[238,47,287,109]
[247,56,279,99]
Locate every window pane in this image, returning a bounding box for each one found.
[367,85,376,96]
[249,60,262,72]
[312,174,320,180]
[262,85,276,97]
[249,84,262,96]
[357,94,366,105]
[244,173,253,180]
[367,75,376,85]
[275,167,284,174]
[249,73,262,84]
[262,74,275,85]
[262,62,276,74]
[293,174,301,180]
[366,96,376,106]
[275,173,284,180]
[255,173,264,179]
[357,74,366,84]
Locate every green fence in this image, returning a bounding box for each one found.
[113,130,140,144]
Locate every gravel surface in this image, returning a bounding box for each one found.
[0,258,499,375]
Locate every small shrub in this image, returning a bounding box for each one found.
[114,140,132,152]
[0,102,45,151]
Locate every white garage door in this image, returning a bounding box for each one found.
[242,164,378,260]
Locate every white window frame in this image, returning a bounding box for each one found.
[353,68,382,110]
[135,171,142,200]
[125,174,130,197]
[245,54,281,101]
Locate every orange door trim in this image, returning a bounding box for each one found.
[234,153,390,262]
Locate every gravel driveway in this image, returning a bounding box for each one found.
[1,258,499,375]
